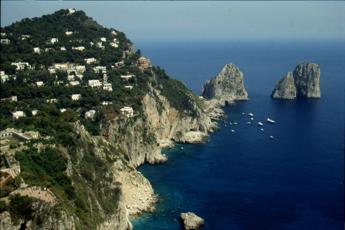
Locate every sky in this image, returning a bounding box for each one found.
[1,1,345,43]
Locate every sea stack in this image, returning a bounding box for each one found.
[180,212,204,230]
[272,62,320,99]
[201,63,248,105]
[271,72,297,99]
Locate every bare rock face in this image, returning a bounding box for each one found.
[271,72,297,99]
[272,62,320,99]
[202,63,248,104]
[180,212,204,230]
[293,63,321,98]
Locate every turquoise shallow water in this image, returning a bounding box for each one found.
[132,40,344,230]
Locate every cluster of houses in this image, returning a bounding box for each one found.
[0,14,153,125]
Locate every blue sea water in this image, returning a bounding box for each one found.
[132,40,345,230]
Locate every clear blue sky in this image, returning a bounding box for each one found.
[1,1,345,42]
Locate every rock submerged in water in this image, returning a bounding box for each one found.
[180,212,204,230]
[272,62,320,99]
[201,63,248,105]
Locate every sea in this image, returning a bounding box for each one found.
[131,40,345,230]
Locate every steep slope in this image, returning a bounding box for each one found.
[0,9,220,229]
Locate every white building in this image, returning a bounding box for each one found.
[53,63,69,71]
[0,39,10,44]
[111,31,117,36]
[36,81,44,87]
[72,46,85,51]
[60,108,67,113]
[65,31,73,36]
[96,42,105,49]
[93,66,107,73]
[31,110,38,116]
[84,58,97,64]
[100,37,107,42]
[12,111,26,119]
[46,98,58,104]
[67,74,75,81]
[110,42,118,48]
[71,94,81,101]
[0,32,6,37]
[103,83,113,92]
[50,38,59,44]
[1,96,18,102]
[102,101,112,106]
[11,62,31,70]
[75,65,86,73]
[120,74,134,80]
[120,107,134,118]
[60,46,66,51]
[113,61,124,68]
[85,110,96,119]
[21,35,31,40]
[88,80,102,88]
[1,71,9,82]
[68,8,76,14]
[33,47,41,54]
[124,85,133,90]
[45,48,52,52]
[69,81,80,86]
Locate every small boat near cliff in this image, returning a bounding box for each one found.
[258,122,263,126]
[248,113,254,117]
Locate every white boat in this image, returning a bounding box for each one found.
[229,122,233,125]
[233,122,238,125]
[250,117,254,121]
[258,122,264,126]
[247,121,251,124]
[269,135,274,139]
[231,129,236,133]
[248,113,254,117]
[267,118,275,124]
[260,128,264,131]
[242,112,245,115]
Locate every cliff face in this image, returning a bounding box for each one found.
[271,72,297,99]
[201,63,248,104]
[293,63,321,98]
[272,62,321,99]
[103,85,218,168]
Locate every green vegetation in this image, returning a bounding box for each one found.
[0,8,205,229]
[9,194,34,221]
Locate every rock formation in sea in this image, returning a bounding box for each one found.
[272,62,321,99]
[271,72,297,99]
[180,212,205,230]
[201,63,248,105]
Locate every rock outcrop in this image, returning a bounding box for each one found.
[272,62,320,99]
[201,63,248,105]
[271,72,296,99]
[180,212,204,230]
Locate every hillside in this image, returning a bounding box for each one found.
[0,9,220,229]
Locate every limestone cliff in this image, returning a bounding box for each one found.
[272,62,321,99]
[201,63,248,104]
[271,72,297,99]
[293,63,321,98]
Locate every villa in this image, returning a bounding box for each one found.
[71,94,81,101]
[12,111,26,119]
[85,110,96,119]
[88,80,102,88]
[120,107,134,118]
